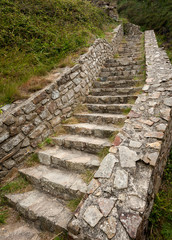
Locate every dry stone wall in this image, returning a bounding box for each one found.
[68,30,172,239]
[0,24,123,179]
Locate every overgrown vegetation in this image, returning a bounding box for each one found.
[149,148,172,240]
[38,137,54,149]
[25,153,39,167]
[0,0,115,104]
[67,197,82,212]
[117,0,172,62]
[0,175,30,224]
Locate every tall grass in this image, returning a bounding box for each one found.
[0,0,114,104]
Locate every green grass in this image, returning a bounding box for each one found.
[0,0,115,104]
[0,175,30,224]
[149,148,172,240]
[117,0,172,62]
[98,147,109,160]
[38,137,54,149]
[67,197,82,212]
[82,169,95,184]
[25,153,39,167]
[122,107,131,115]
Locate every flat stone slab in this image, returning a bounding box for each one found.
[38,147,100,171]
[0,222,40,240]
[64,123,117,132]
[6,190,73,231]
[19,165,87,198]
[53,134,111,153]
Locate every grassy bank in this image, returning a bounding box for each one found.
[0,0,115,104]
[117,0,172,61]
[148,149,172,240]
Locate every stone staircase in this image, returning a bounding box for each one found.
[5,33,143,236]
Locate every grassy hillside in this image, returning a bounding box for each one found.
[0,0,114,104]
[117,0,172,61]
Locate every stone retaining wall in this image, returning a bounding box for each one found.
[0,24,123,179]
[68,31,172,239]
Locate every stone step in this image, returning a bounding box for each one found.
[19,165,87,200]
[64,123,118,138]
[52,134,111,154]
[85,103,133,114]
[104,60,142,67]
[99,70,138,78]
[74,112,126,125]
[107,75,144,81]
[86,95,137,104]
[6,190,72,232]
[90,86,142,96]
[93,79,141,88]
[38,147,100,173]
[101,65,141,72]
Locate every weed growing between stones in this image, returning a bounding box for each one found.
[25,153,39,167]
[61,117,79,125]
[148,148,172,240]
[109,131,119,143]
[73,103,90,114]
[82,170,95,184]
[122,107,132,115]
[67,197,83,212]
[0,175,31,224]
[38,137,55,149]
[98,147,109,160]
[114,53,120,58]
[54,126,67,136]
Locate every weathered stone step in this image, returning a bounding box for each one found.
[101,65,141,72]
[6,190,72,232]
[107,75,144,81]
[90,86,142,96]
[52,134,111,154]
[85,103,133,114]
[104,60,142,67]
[74,112,126,125]
[99,69,138,78]
[93,79,141,88]
[38,147,100,173]
[64,123,118,138]
[19,165,87,200]
[86,95,137,104]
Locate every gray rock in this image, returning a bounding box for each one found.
[119,146,139,168]
[52,90,60,100]
[0,131,10,144]
[98,198,115,217]
[83,205,103,227]
[120,212,142,239]
[129,140,142,148]
[100,216,117,239]
[3,160,15,169]
[94,153,118,178]
[164,97,172,107]
[114,169,128,189]
[22,102,36,114]
[2,133,24,152]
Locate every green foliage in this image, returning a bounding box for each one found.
[0,0,113,104]
[26,153,39,167]
[67,197,82,212]
[149,148,172,239]
[38,137,54,148]
[122,107,131,115]
[117,0,172,62]
[98,147,109,160]
[0,175,29,224]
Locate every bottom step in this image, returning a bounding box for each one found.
[6,190,73,232]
